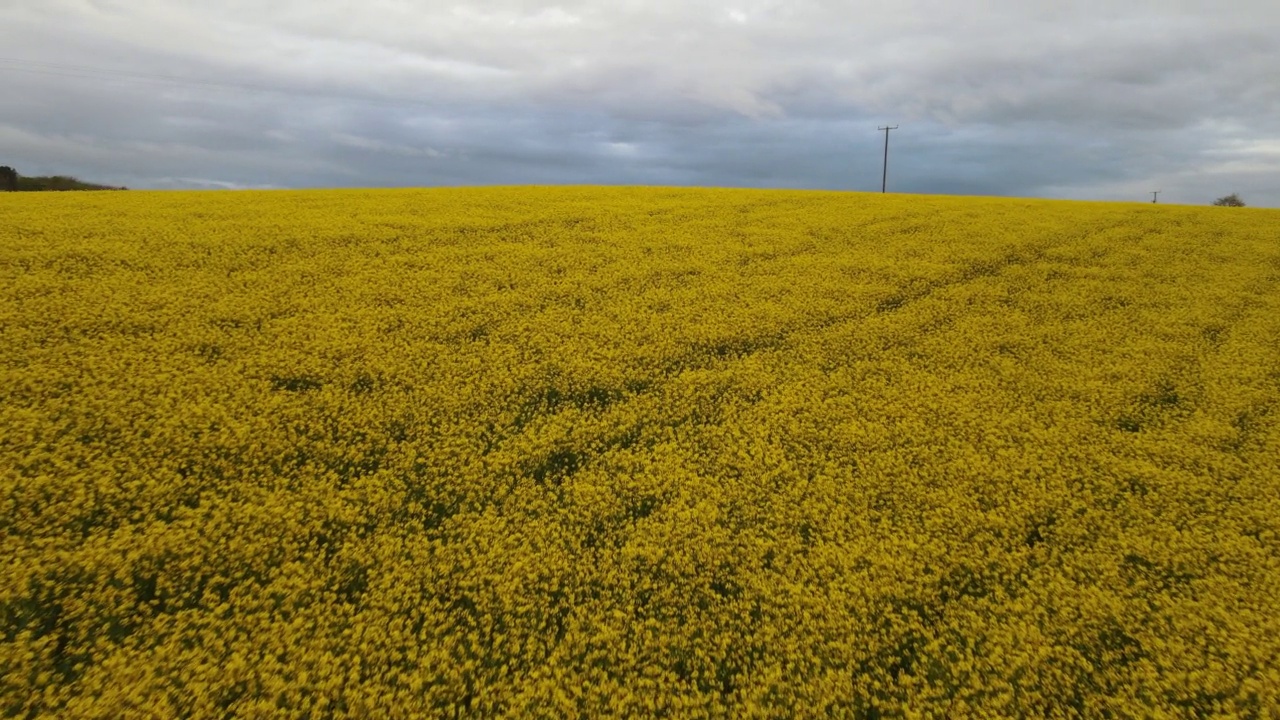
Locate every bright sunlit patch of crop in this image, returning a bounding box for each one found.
[2,187,1278,716]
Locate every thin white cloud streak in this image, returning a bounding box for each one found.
[330,133,443,158]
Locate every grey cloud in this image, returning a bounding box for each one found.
[2,0,1278,205]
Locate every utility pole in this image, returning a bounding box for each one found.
[878,125,898,193]
[1151,190,1161,204]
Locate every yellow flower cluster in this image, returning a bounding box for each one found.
[2,186,1278,717]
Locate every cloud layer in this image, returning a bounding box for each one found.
[3,0,1278,205]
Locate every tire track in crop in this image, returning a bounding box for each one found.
[484,231,1079,496]
[1113,247,1280,440]
[474,216,1196,520]
[1197,253,1280,452]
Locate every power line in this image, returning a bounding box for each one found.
[1151,190,1161,203]
[877,125,897,193]
[0,56,438,110]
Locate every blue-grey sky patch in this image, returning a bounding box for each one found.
[2,0,1278,205]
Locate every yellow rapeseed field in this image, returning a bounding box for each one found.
[2,186,1278,718]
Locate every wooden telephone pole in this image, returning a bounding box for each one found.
[878,126,898,193]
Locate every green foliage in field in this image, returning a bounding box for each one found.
[0,170,125,192]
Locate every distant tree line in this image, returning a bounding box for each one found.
[1212,193,1246,207]
[0,165,126,191]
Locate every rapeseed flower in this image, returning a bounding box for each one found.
[2,187,1278,717]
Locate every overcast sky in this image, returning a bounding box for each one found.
[3,0,1279,205]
